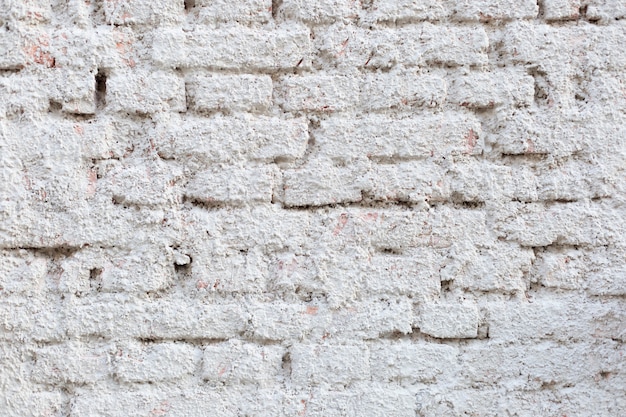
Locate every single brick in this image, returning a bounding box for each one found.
[153,114,309,165]
[268,253,320,296]
[152,25,312,71]
[248,301,331,341]
[107,69,185,113]
[536,159,615,202]
[0,29,27,69]
[274,72,360,112]
[282,157,371,207]
[96,245,177,293]
[315,110,482,160]
[542,0,580,20]
[441,241,535,293]
[360,72,446,110]
[275,72,446,111]
[584,245,626,296]
[102,159,184,207]
[290,343,370,386]
[484,110,586,156]
[278,0,359,23]
[190,248,269,294]
[103,0,184,25]
[31,342,111,384]
[531,247,585,290]
[114,341,197,383]
[448,160,538,202]
[587,0,626,20]
[370,340,458,383]
[297,387,416,417]
[317,23,488,68]
[493,201,620,247]
[185,165,277,205]
[202,340,284,386]
[186,73,272,113]
[364,251,442,302]
[419,302,479,338]
[0,0,52,23]
[370,161,450,204]
[486,295,626,342]
[0,250,47,295]
[66,297,247,340]
[328,299,414,338]
[367,0,448,22]
[461,340,623,389]
[449,0,538,21]
[193,0,272,24]
[449,69,534,108]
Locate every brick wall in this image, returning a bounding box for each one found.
[1,0,625,415]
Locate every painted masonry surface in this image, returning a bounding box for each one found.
[0,0,625,415]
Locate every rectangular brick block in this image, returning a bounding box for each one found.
[364,251,442,302]
[449,69,534,108]
[419,301,479,338]
[185,165,278,205]
[107,69,185,113]
[370,341,458,383]
[247,301,331,341]
[103,0,184,25]
[278,0,359,23]
[449,0,538,21]
[0,29,27,69]
[193,0,272,24]
[328,299,414,338]
[0,0,52,23]
[542,0,580,20]
[448,160,538,202]
[202,340,284,386]
[367,0,448,22]
[0,250,47,295]
[66,297,247,340]
[152,25,312,71]
[315,110,482,160]
[587,0,626,20]
[493,201,620,247]
[153,114,309,165]
[275,72,446,112]
[442,241,535,293]
[370,161,450,204]
[186,73,272,113]
[290,343,370,386]
[282,158,371,207]
[317,23,488,68]
[96,245,177,293]
[102,160,183,207]
[114,341,197,383]
[461,340,624,389]
[31,342,110,384]
[190,248,269,294]
[486,295,626,342]
[295,387,416,417]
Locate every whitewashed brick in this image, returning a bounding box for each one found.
[186,73,272,113]
[419,301,479,338]
[202,340,283,386]
[290,343,370,386]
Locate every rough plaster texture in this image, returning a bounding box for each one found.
[0,0,625,416]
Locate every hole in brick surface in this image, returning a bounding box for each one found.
[95,69,107,110]
[184,0,195,11]
[440,279,452,293]
[48,99,62,113]
[271,0,283,18]
[89,268,103,291]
